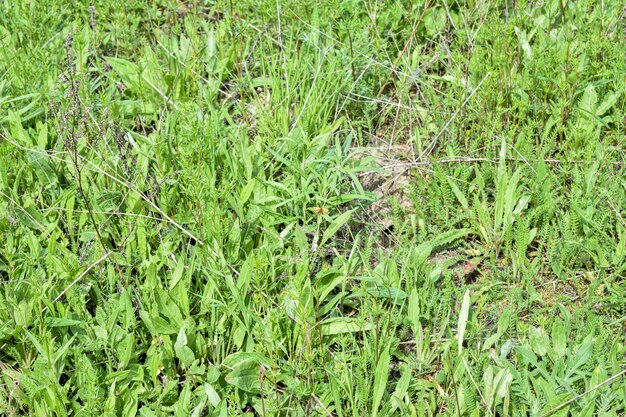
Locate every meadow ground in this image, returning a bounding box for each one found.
[1,1,625,416]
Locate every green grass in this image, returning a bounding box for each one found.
[1,0,625,415]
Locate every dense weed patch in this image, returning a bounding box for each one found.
[1,0,625,415]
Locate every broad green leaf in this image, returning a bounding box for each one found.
[408,288,420,334]
[54,334,77,364]
[321,317,373,336]
[169,258,185,290]
[493,368,513,405]
[203,383,221,407]
[578,400,596,417]
[117,333,135,369]
[44,317,83,327]
[140,310,178,335]
[387,364,411,415]
[222,352,272,370]
[139,408,158,417]
[96,191,123,212]
[569,339,594,370]
[239,178,256,206]
[372,341,391,417]
[595,90,622,116]
[514,26,533,58]
[529,326,549,357]
[458,289,471,355]
[8,110,33,146]
[447,177,468,210]
[24,330,46,357]
[26,151,57,186]
[224,355,265,394]
[542,392,571,417]
[175,328,195,368]
[552,320,567,359]
[578,85,597,115]
[365,286,407,301]
[321,209,356,247]
[483,308,510,351]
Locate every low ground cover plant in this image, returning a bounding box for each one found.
[1,0,625,415]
